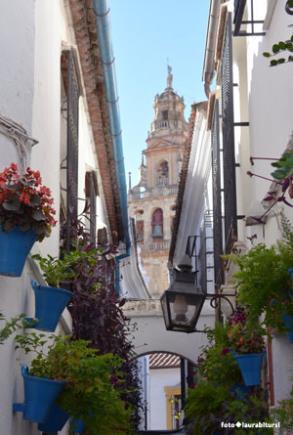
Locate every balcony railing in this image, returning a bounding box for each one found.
[156,120,170,129]
[129,185,178,200]
[146,239,170,251]
[129,189,150,200]
[151,120,180,131]
[153,184,178,197]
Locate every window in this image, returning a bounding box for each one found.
[152,208,163,238]
[162,110,168,120]
[136,220,144,242]
[157,160,169,186]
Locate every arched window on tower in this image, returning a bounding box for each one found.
[157,160,169,186]
[152,208,164,238]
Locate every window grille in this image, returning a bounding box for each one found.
[211,101,224,288]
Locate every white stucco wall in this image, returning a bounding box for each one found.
[246,3,293,210]
[125,300,214,363]
[0,1,114,434]
[149,367,181,430]
[232,0,293,404]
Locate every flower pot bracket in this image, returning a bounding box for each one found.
[13,403,26,414]
[13,366,30,415]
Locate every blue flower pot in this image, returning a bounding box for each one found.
[72,418,85,433]
[234,353,265,386]
[32,280,72,332]
[38,402,69,432]
[0,227,36,276]
[19,366,65,423]
[283,314,293,343]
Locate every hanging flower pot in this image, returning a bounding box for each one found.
[234,353,265,386]
[0,163,56,276]
[38,402,69,432]
[0,227,36,276]
[13,366,65,423]
[31,280,72,332]
[282,314,293,343]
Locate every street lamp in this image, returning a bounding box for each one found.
[161,256,236,333]
[160,258,206,333]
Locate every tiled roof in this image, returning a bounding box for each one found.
[149,353,181,369]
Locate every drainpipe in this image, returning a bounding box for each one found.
[93,0,130,294]
[202,0,222,97]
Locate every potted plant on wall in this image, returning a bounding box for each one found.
[30,253,79,331]
[30,248,104,332]
[0,163,56,276]
[229,234,293,342]
[14,333,133,434]
[227,308,266,387]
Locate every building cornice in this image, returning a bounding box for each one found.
[68,0,122,244]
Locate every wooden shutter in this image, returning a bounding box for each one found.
[97,227,108,245]
[136,220,144,242]
[212,101,224,288]
[221,14,237,253]
[85,171,98,245]
[66,50,80,249]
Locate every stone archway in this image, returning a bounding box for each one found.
[123,299,215,362]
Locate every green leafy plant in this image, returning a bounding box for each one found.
[0,313,29,345]
[271,149,293,181]
[32,248,106,290]
[263,35,293,66]
[15,333,133,434]
[0,163,56,240]
[185,382,231,434]
[271,386,293,431]
[185,384,272,435]
[185,382,272,435]
[227,237,293,331]
[197,323,242,386]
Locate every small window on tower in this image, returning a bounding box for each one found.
[152,208,163,238]
[136,220,144,242]
[157,160,169,186]
[162,110,168,120]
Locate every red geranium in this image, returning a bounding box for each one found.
[0,163,56,241]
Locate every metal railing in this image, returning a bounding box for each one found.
[146,239,170,251]
[129,185,178,200]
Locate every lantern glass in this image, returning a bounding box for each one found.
[161,289,205,332]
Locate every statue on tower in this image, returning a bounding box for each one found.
[167,65,173,88]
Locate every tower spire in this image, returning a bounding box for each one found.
[167,64,173,88]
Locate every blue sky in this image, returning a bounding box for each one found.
[109,0,210,186]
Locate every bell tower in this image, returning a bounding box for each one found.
[128,67,189,297]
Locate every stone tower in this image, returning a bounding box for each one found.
[128,67,189,297]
